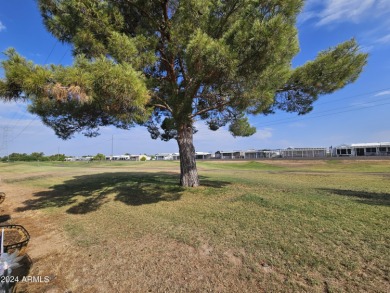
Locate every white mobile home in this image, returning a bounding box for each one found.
[155,153,179,160]
[106,155,130,161]
[244,149,280,159]
[280,147,328,158]
[130,155,151,161]
[215,151,244,159]
[333,142,390,157]
[195,152,212,160]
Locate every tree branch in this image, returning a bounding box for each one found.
[215,0,240,38]
[152,93,173,113]
[126,1,161,29]
[191,100,231,118]
[178,54,187,85]
[162,0,169,25]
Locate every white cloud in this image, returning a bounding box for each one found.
[374,90,390,97]
[350,91,390,107]
[319,0,374,26]
[298,10,318,24]
[0,101,180,156]
[299,0,390,51]
[0,103,274,155]
[359,45,374,53]
[378,0,390,12]
[357,17,390,50]
[0,21,5,32]
[301,0,382,26]
[254,128,273,140]
[376,33,390,44]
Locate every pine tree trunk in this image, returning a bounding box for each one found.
[177,123,200,187]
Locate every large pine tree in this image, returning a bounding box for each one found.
[0,0,367,186]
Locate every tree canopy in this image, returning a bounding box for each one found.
[1,152,66,162]
[93,153,106,161]
[0,0,367,186]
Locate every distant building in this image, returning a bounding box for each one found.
[63,142,390,163]
[244,149,280,159]
[195,152,212,160]
[105,155,130,161]
[65,157,76,162]
[215,151,244,159]
[130,155,151,161]
[65,156,93,161]
[155,153,179,160]
[333,142,390,157]
[155,152,211,160]
[280,147,328,158]
[115,155,130,160]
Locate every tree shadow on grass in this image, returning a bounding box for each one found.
[15,172,229,214]
[319,188,390,206]
[0,215,11,223]
[11,253,33,291]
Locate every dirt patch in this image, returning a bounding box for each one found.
[199,242,214,257]
[0,182,265,292]
[33,235,264,293]
[223,249,243,267]
[0,183,70,292]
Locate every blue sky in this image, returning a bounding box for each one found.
[0,0,390,157]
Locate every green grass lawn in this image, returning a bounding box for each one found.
[1,159,389,292]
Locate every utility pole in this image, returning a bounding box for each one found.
[1,126,10,162]
[111,135,114,160]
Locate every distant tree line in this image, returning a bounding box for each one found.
[1,152,66,162]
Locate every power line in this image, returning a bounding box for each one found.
[255,88,390,126]
[314,87,390,106]
[0,126,10,160]
[7,110,29,129]
[44,41,58,64]
[58,49,69,64]
[3,39,60,147]
[111,135,114,158]
[8,117,37,142]
[257,100,390,128]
